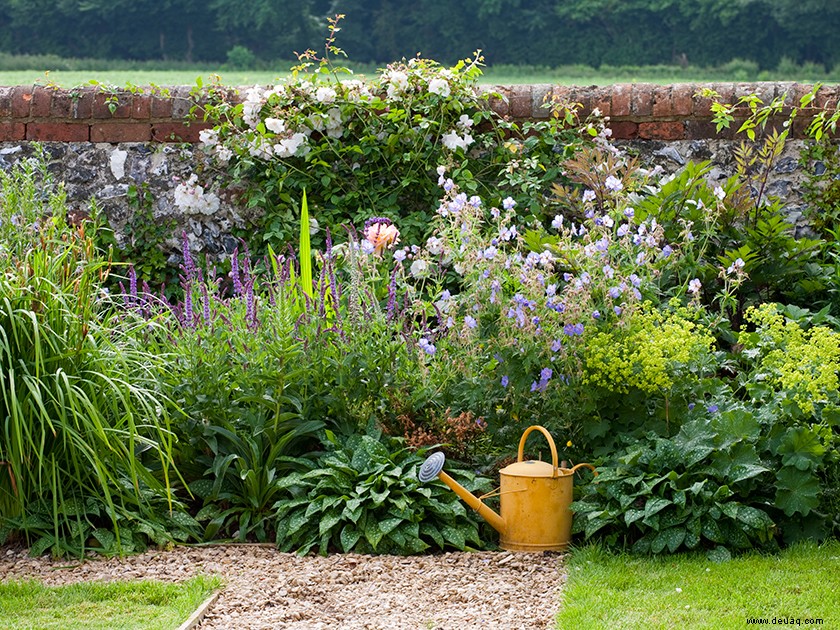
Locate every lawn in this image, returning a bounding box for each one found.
[0,575,221,630]
[0,67,837,88]
[556,541,840,629]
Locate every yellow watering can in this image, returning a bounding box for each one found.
[419,425,596,552]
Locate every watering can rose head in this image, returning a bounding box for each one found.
[364,217,400,254]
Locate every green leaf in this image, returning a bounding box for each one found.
[777,427,826,472]
[319,510,343,537]
[440,524,466,550]
[340,524,361,552]
[419,522,445,549]
[644,497,671,519]
[298,191,313,298]
[364,521,385,550]
[775,467,821,516]
[378,517,403,536]
[706,546,732,563]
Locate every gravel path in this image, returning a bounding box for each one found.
[1,544,566,629]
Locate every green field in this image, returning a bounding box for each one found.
[0,67,837,88]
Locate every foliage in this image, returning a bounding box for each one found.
[572,304,840,554]
[192,32,591,257]
[273,425,492,555]
[0,157,189,557]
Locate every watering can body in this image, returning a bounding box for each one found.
[419,425,596,552]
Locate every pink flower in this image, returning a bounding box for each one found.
[364,218,400,255]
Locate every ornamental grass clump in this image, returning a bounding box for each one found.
[0,157,192,557]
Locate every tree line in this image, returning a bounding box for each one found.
[1,0,838,69]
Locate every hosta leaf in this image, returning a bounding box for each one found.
[58,498,88,517]
[188,479,215,500]
[734,505,774,531]
[29,535,55,558]
[624,509,645,526]
[364,521,384,550]
[644,497,671,519]
[419,522,445,549]
[775,467,821,516]
[92,528,116,552]
[378,517,403,536]
[305,498,324,518]
[195,504,222,521]
[286,510,310,537]
[701,517,724,543]
[706,546,732,563]
[440,524,466,550]
[319,510,343,537]
[340,524,361,552]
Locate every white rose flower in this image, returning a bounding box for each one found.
[264,118,286,134]
[315,86,337,103]
[428,78,450,97]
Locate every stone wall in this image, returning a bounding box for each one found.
[1,82,835,260]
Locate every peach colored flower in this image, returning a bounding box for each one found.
[364,219,400,255]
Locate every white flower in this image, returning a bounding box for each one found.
[385,70,409,98]
[552,215,564,230]
[199,128,218,147]
[688,278,702,294]
[264,118,286,134]
[457,114,474,130]
[273,132,308,158]
[605,175,623,192]
[315,86,336,103]
[426,236,443,255]
[441,131,474,152]
[410,259,429,278]
[214,145,233,164]
[428,77,450,97]
[173,174,220,215]
[582,189,596,202]
[714,186,726,200]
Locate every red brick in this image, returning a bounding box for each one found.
[150,95,173,118]
[11,86,32,118]
[572,87,595,118]
[631,83,654,117]
[508,85,532,118]
[131,94,151,119]
[50,91,74,117]
[608,121,638,139]
[91,123,152,143]
[30,87,52,117]
[671,84,694,116]
[70,89,95,119]
[26,122,89,141]
[651,85,672,117]
[610,84,632,117]
[152,122,212,142]
[486,90,509,117]
[639,121,685,140]
[591,86,611,118]
[92,91,132,118]
[815,84,839,110]
[0,86,13,117]
[0,122,25,141]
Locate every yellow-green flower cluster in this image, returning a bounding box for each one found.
[741,304,840,414]
[583,304,715,394]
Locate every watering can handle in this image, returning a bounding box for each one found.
[517,425,559,476]
[568,462,598,477]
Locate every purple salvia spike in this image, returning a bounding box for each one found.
[181,231,195,280]
[231,247,242,297]
[246,278,256,330]
[201,281,211,327]
[387,264,398,322]
[318,264,327,318]
[183,283,194,329]
[119,281,128,307]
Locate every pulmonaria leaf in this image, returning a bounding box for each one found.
[775,466,821,516]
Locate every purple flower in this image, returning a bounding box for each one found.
[551,339,563,352]
[629,273,641,288]
[688,403,696,410]
[592,310,601,319]
[503,197,516,210]
[613,306,623,316]
[465,315,478,329]
[608,286,623,299]
[624,208,635,218]
[540,367,553,381]
[501,375,509,387]
[660,244,673,259]
[707,404,719,413]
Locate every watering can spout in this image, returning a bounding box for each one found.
[418,452,506,534]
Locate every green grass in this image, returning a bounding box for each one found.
[556,541,840,629]
[0,574,221,630]
[0,66,837,88]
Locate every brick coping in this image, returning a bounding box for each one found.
[1,83,837,143]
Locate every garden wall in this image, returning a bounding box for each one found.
[1,82,836,260]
